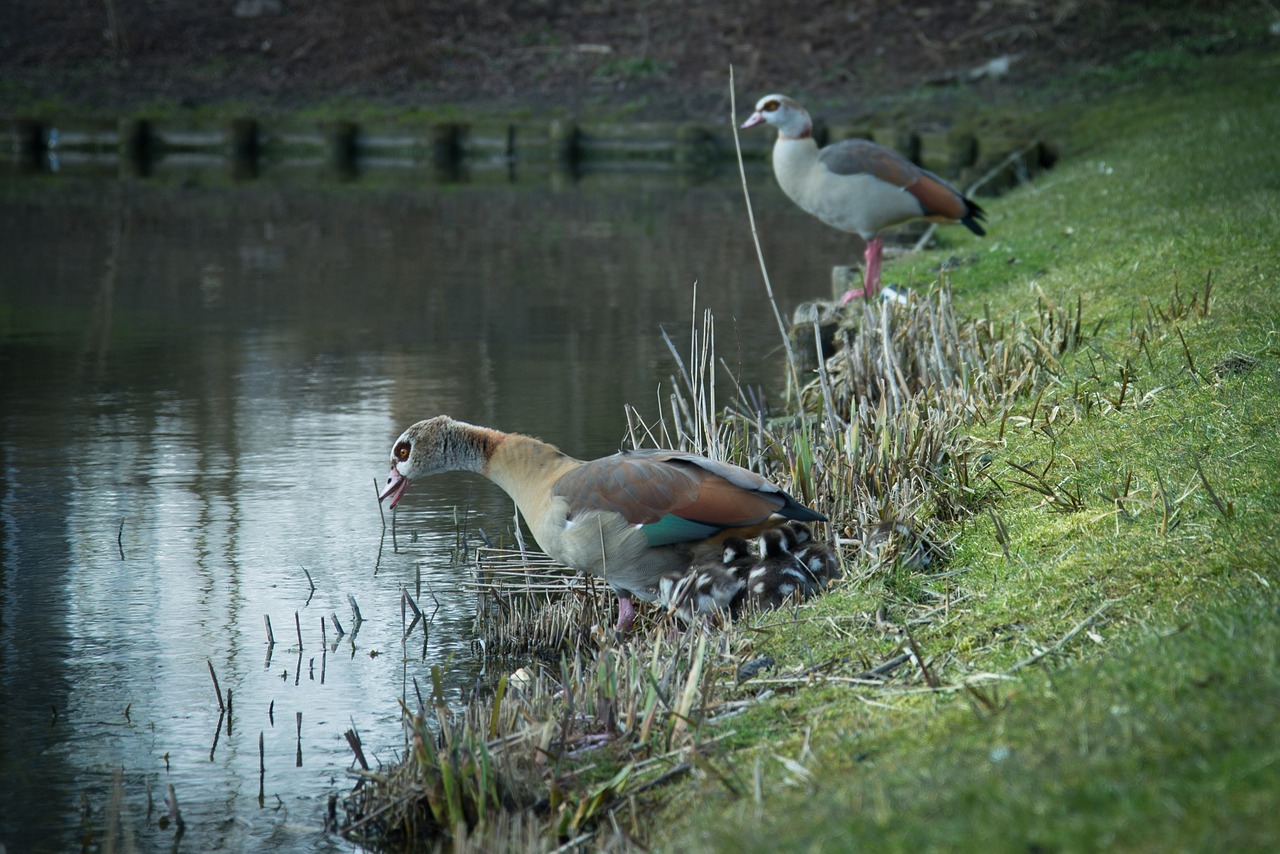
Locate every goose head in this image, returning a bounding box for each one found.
[741,94,812,139]
[377,415,493,508]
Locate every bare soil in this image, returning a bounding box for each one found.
[0,1,1260,118]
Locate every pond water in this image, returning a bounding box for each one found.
[0,153,856,851]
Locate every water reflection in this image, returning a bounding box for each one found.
[0,160,856,851]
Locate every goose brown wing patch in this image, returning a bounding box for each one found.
[552,451,785,529]
[905,169,969,221]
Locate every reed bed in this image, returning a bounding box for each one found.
[338,281,1087,850]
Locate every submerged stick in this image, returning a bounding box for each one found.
[207,660,225,711]
[117,518,125,560]
[294,611,303,650]
[264,614,275,647]
[302,566,316,605]
[402,588,423,638]
[165,783,185,836]
[258,731,265,806]
[345,727,370,770]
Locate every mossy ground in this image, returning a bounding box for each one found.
[649,49,1280,852]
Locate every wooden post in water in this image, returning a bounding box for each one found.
[327,120,359,177]
[123,118,156,176]
[949,131,979,177]
[230,118,260,179]
[14,119,48,170]
[897,129,922,166]
[430,123,464,179]
[674,124,718,170]
[548,119,581,167]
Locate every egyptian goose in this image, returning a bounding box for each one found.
[659,536,753,624]
[378,416,826,631]
[741,94,986,302]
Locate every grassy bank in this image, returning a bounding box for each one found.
[654,49,1280,852]
[336,48,1280,851]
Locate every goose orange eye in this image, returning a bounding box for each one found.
[394,441,410,461]
[765,100,780,112]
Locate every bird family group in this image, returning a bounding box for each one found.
[379,93,986,634]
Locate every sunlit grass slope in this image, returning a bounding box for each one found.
[660,49,1280,853]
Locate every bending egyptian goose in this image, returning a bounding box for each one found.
[659,535,753,625]
[378,416,826,631]
[741,94,986,302]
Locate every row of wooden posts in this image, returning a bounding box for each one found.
[6,115,1055,188]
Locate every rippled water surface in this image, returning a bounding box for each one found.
[0,155,854,851]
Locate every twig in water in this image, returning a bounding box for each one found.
[422,578,441,620]
[345,727,370,771]
[207,659,225,711]
[294,611,303,650]
[330,613,345,637]
[210,710,223,761]
[348,594,363,625]
[258,731,266,806]
[264,614,275,647]
[373,477,385,530]
[301,566,316,604]
[402,588,423,638]
[164,783,185,836]
[117,518,125,560]
[296,712,303,767]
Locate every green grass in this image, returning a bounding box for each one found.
[651,48,1280,852]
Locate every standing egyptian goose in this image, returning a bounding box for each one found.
[378,416,826,632]
[659,535,754,624]
[741,94,986,302]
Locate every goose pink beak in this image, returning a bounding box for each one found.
[741,111,766,130]
[378,464,411,508]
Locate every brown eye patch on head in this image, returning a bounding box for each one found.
[394,441,411,461]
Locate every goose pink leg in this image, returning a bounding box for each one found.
[616,595,637,633]
[838,236,884,304]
